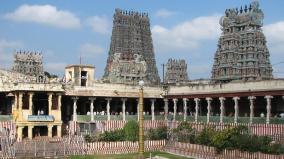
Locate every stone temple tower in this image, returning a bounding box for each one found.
[103,8,160,85]
[165,58,189,84]
[12,51,44,77]
[211,1,273,82]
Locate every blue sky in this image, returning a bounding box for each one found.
[1,0,284,79]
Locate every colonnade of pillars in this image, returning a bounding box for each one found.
[17,125,62,141]
[14,92,62,115]
[72,97,157,122]
[169,95,276,124]
[71,95,281,124]
[14,91,62,141]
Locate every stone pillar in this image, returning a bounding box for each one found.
[233,97,240,123]
[19,92,23,111]
[72,97,79,121]
[105,98,112,121]
[89,97,96,122]
[194,98,200,122]
[136,99,139,121]
[163,98,169,120]
[57,125,62,137]
[173,98,178,121]
[57,94,62,111]
[265,95,273,124]
[183,98,188,121]
[206,97,212,123]
[28,92,34,115]
[48,125,53,138]
[17,126,23,142]
[14,93,18,109]
[248,96,256,124]
[28,126,33,139]
[48,93,53,113]
[219,97,226,123]
[150,99,156,121]
[121,98,127,121]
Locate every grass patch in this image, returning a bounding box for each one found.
[70,151,192,159]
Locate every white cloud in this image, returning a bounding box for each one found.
[264,21,284,43]
[4,4,80,29]
[0,39,23,68]
[263,21,284,78]
[152,14,221,53]
[155,9,176,18]
[85,16,110,34]
[263,21,284,54]
[78,43,105,59]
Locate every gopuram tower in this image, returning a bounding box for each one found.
[165,58,189,84]
[12,51,45,77]
[103,9,160,85]
[211,1,273,83]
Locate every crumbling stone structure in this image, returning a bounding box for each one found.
[103,9,160,85]
[211,1,273,82]
[165,58,188,84]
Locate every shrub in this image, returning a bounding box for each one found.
[266,143,284,155]
[146,126,167,140]
[84,134,93,143]
[195,126,216,146]
[212,127,242,153]
[98,129,125,141]
[233,134,260,152]
[156,126,167,140]
[172,121,195,143]
[123,120,139,142]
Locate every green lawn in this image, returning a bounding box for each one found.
[70,151,192,159]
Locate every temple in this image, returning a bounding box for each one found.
[165,58,189,84]
[211,1,273,82]
[103,8,160,85]
[12,51,46,83]
[0,4,283,144]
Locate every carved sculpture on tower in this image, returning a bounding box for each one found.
[165,58,189,84]
[211,1,273,82]
[12,50,46,83]
[103,9,160,85]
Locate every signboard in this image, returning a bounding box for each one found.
[28,115,54,122]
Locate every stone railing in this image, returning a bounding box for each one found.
[165,142,284,159]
